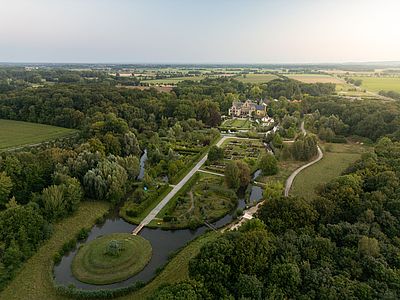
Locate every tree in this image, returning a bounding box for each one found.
[0,172,13,207]
[207,146,224,163]
[236,161,251,187]
[41,185,65,221]
[237,274,263,300]
[258,153,278,176]
[225,161,240,189]
[263,180,284,200]
[358,236,380,257]
[83,158,128,204]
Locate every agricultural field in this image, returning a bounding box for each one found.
[235,73,278,83]
[151,173,237,229]
[291,142,369,199]
[0,119,77,150]
[141,76,206,85]
[287,74,343,84]
[350,76,400,93]
[221,118,252,129]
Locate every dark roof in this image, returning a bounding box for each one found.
[255,105,265,110]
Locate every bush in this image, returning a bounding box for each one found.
[76,228,89,241]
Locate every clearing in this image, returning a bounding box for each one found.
[0,119,77,150]
[291,142,370,199]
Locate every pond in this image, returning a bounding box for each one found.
[53,153,264,290]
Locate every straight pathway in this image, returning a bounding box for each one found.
[132,135,230,235]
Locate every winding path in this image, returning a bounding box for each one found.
[284,121,323,197]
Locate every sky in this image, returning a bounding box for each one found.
[1,0,400,64]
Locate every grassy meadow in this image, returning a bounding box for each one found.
[0,119,77,150]
[291,143,369,199]
[351,76,400,93]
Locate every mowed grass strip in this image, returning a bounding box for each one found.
[117,231,220,300]
[72,233,152,285]
[291,143,369,200]
[0,119,77,150]
[0,201,110,300]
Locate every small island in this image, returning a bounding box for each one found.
[71,233,152,285]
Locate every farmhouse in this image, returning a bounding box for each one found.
[229,100,266,118]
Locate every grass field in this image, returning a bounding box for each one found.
[118,231,220,300]
[141,76,206,85]
[291,143,369,199]
[72,233,152,285]
[0,201,110,300]
[287,74,343,84]
[0,119,77,150]
[351,76,400,93]
[221,118,252,129]
[235,74,278,83]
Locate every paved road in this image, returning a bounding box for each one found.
[132,135,231,235]
[284,121,323,196]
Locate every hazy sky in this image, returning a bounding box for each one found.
[1,0,400,63]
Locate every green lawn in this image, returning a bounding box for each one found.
[291,143,369,199]
[221,118,252,129]
[0,201,110,300]
[351,76,400,93]
[0,119,77,150]
[235,74,278,83]
[72,233,152,285]
[118,231,220,300]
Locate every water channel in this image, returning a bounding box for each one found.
[53,152,264,290]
